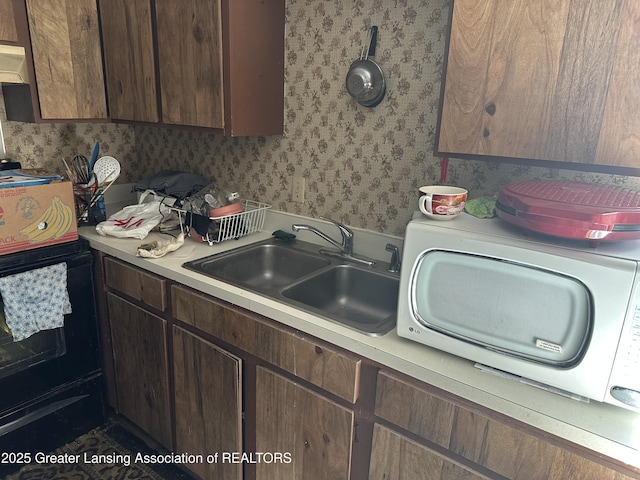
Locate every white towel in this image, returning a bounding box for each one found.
[0,263,71,341]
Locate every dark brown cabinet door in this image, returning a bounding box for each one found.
[255,366,353,480]
[0,0,18,43]
[594,0,640,168]
[25,0,107,120]
[107,292,172,449]
[155,0,223,129]
[98,0,159,123]
[437,0,640,170]
[99,0,284,134]
[173,326,242,480]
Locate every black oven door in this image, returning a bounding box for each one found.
[0,239,101,414]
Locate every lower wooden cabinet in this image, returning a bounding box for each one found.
[173,325,242,480]
[374,370,639,480]
[171,284,361,404]
[369,424,484,480]
[94,254,640,480]
[255,367,354,480]
[107,292,172,449]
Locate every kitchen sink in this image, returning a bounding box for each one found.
[183,238,400,336]
[282,265,398,335]
[183,241,331,290]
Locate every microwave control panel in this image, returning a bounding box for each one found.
[606,280,640,410]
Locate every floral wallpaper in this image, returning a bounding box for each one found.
[0,118,137,179]
[3,0,640,236]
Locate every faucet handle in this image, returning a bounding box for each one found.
[385,243,401,272]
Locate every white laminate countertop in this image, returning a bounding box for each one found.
[80,209,640,471]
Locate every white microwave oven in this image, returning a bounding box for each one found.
[397,212,640,411]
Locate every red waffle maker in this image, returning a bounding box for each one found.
[496,180,640,245]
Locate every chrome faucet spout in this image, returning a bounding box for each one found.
[291,217,375,267]
[291,223,344,252]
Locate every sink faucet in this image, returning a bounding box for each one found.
[292,217,375,267]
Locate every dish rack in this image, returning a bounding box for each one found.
[171,199,271,245]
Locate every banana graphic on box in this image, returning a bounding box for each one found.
[19,195,74,243]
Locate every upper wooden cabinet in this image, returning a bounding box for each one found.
[97,0,157,123]
[436,0,640,172]
[99,0,285,136]
[155,0,224,129]
[3,0,108,122]
[0,0,18,43]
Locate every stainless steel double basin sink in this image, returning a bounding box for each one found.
[183,238,400,335]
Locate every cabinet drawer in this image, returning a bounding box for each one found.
[369,423,484,480]
[375,371,638,480]
[171,285,361,403]
[375,371,455,449]
[104,257,167,311]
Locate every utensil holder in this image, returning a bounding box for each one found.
[74,187,105,226]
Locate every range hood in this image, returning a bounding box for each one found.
[0,45,29,84]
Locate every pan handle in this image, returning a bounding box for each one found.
[367,26,378,58]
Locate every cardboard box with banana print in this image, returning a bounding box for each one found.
[0,182,78,255]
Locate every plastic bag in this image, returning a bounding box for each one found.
[96,201,171,240]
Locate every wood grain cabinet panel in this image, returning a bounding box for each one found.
[171,285,361,403]
[221,0,285,136]
[0,0,18,43]
[104,257,167,311]
[369,423,484,480]
[107,293,172,449]
[155,0,223,129]
[170,284,253,348]
[449,406,558,479]
[99,0,284,135]
[437,0,640,170]
[98,0,158,123]
[255,367,353,480]
[375,369,455,448]
[24,0,107,119]
[375,370,638,480]
[173,325,242,480]
[594,0,640,167]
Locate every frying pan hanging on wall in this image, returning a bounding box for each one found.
[346,26,386,107]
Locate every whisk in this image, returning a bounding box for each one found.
[72,155,91,184]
